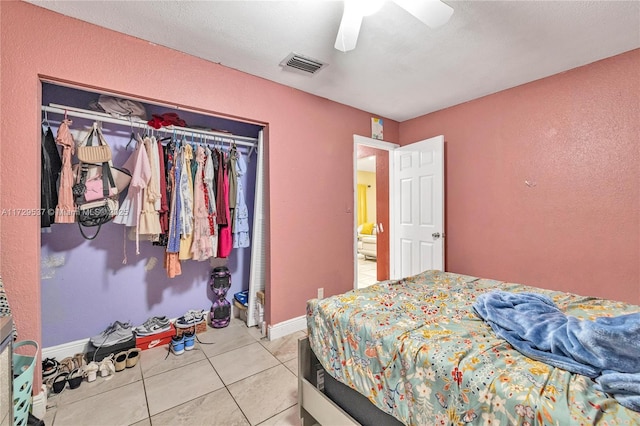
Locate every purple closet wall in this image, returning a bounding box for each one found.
[41,84,260,347]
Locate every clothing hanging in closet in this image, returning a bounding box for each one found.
[43,111,253,277]
[54,119,77,224]
[41,126,62,228]
[233,150,250,248]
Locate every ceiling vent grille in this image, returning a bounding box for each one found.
[279,53,328,76]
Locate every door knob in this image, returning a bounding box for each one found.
[432,232,441,239]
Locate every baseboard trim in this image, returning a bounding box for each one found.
[32,388,47,419]
[41,337,90,361]
[267,315,306,341]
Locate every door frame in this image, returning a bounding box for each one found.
[353,135,399,289]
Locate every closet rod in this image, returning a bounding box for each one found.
[41,104,259,147]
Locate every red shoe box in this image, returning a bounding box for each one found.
[135,324,176,351]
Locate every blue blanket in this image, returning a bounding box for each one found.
[596,371,640,412]
[473,291,640,378]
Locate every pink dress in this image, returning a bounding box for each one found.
[190,146,213,261]
[54,119,77,223]
[218,157,232,258]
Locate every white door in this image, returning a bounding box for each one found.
[392,135,444,278]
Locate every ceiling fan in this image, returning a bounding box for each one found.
[335,0,454,52]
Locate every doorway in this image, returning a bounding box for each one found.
[354,138,396,289]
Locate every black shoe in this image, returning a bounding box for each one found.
[27,413,44,426]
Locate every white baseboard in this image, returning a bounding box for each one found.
[267,315,306,341]
[32,387,47,419]
[41,338,90,361]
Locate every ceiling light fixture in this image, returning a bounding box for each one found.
[353,0,385,17]
[335,0,454,53]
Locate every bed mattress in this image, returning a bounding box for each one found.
[306,270,640,425]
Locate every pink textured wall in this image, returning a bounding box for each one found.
[401,49,640,305]
[0,0,399,367]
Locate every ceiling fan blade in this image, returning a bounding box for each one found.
[392,0,454,28]
[334,2,364,53]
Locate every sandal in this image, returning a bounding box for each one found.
[98,355,115,378]
[83,362,99,382]
[42,358,59,381]
[114,351,128,372]
[58,357,75,375]
[52,372,69,394]
[126,348,141,368]
[73,353,86,370]
[68,368,83,389]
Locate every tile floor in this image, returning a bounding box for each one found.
[44,319,306,426]
[357,255,377,288]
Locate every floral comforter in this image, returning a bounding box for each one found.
[306,270,640,425]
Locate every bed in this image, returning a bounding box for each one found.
[299,270,640,425]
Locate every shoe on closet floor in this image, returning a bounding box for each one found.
[170,335,185,355]
[98,355,116,378]
[42,357,59,382]
[114,351,128,372]
[175,310,207,329]
[90,321,133,347]
[134,316,170,336]
[184,332,195,351]
[84,362,99,382]
[126,348,141,368]
[67,368,83,389]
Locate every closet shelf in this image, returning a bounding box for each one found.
[42,104,259,148]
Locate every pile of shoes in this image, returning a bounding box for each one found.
[170,309,207,355]
[42,354,85,395]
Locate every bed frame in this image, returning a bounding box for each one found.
[298,337,403,426]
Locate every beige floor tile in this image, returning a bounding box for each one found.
[210,342,280,385]
[130,417,151,426]
[52,381,148,426]
[198,324,258,358]
[260,331,306,363]
[227,364,297,426]
[228,317,248,328]
[145,359,224,416]
[256,405,300,426]
[43,405,56,426]
[151,388,249,426]
[246,324,266,341]
[283,358,298,377]
[140,343,206,378]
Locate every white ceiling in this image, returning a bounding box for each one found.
[28,1,640,122]
[357,155,376,172]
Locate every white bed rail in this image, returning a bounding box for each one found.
[298,337,359,426]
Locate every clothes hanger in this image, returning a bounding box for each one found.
[246,145,255,163]
[126,116,136,150]
[41,111,51,134]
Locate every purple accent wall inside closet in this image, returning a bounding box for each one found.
[41,84,261,347]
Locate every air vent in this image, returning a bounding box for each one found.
[279,53,328,76]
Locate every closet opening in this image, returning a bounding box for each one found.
[39,81,267,355]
